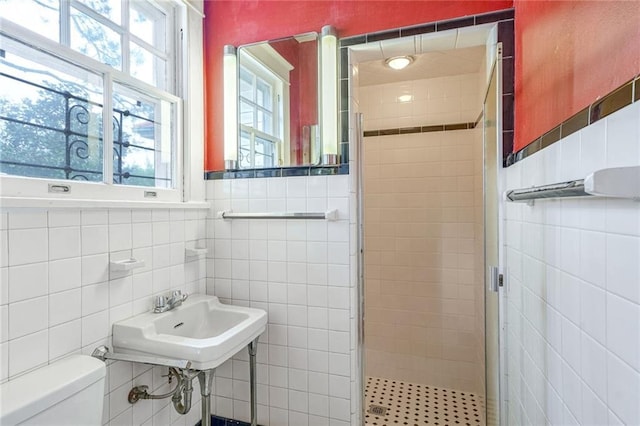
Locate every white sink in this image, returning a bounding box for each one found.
[112,294,267,370]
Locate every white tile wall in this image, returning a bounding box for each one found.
[206,175,357,426]
[503,101,640,425]
[0,207,208,426]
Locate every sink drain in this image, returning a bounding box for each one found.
[368,405,388,416]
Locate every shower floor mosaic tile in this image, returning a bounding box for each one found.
[364,377,485,426]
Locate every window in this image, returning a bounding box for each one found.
[238,54,284,169]
[0,0,190,202]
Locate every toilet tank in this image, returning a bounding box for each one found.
[0,355,106,426]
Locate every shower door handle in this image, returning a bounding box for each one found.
[488,266,503,293]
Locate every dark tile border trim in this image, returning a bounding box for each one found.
[340,8,515,167]
[506,76,639,167]
[205,164,349,180]
[363,121,477,138]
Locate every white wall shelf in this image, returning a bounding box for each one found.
[110,258,145,272]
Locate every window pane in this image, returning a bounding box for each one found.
[256,78,272,111]
[238,130,251,169]
[130,2,166,51]
[239,100,254,127]
[239,68,254,102]
[112,83,174,188]
[0,0,59,42]
[257,110,272,134]
[130,43,166,90]
[0,35,104,181]
[76,0,121,25]
[70,8,122,69]
[254,136,275,168]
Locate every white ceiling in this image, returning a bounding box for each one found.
[353,23,494,86]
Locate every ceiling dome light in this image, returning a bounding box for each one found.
[385,55,414,70]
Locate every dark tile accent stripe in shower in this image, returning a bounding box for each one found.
[339,8,515,167]
[506,76,639,167]
[364,122,478,138]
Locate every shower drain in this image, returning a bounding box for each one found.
[368,405,388,416]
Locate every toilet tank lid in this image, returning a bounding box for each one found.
[0,355,106,425]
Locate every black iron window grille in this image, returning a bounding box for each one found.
[0,69,171,187]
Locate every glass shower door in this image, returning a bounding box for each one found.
[484,45,502,426]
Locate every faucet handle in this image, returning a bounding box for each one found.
[155,295,166,310]
[172,290,188,301]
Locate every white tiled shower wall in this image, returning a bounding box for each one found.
[0,207,209,426]
[359,73,483,131]
[502,101,640,425]
[205,174,358,426]
[362,128,485,394]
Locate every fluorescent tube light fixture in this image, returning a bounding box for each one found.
[320,25,338,165]
[223,45,238,170]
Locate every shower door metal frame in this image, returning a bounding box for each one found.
[483,42,509,426]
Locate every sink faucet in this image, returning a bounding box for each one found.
[154,290,188,313]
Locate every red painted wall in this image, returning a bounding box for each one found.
[204,0,513,171]
[514,0,640,151]
[269,38,318,165]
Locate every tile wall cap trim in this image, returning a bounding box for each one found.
[509,74,640,167]
[205,165,349,180]
[0,197,209,211]
[338,8,514,46]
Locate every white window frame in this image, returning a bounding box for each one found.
[0,0,205,207]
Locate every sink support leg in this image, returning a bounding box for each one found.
[197,369,214,426]
[248,338,259,426]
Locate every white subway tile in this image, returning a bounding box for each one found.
[132,209,152,223]
[48,258,81,294]
[81,310,109,346]
[0,231,7,268]
[81,282,109,316]
[0,305,7,343]
[48,211,80,228]
[81,225,108,255]
[579,282,606,344]
[287,177,307,198]
[8,329,48,376]
[0,269,7,305]
[606,102,639,168]
[49,288,81,326]
[8,228,48,266]
[8,212,47,229]
[9,296,48,339]
[606,293,640,371]
[110,275,133,308]
[132,222,153,249]
[49,226,81,260]
[580,332,608,402]
[607,351,640,425]
[151,222,170,245]
[109,223,132,252]
[606,199,640,237]
[49,319,81,360]
[81,210,108,226]
[8,261,48,302]
[606,234,640,303]
[81,254,109,286]
[579,119,606,176]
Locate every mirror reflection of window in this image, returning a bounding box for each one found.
[238,53,285,169]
